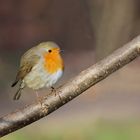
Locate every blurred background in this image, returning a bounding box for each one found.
[1,0,140,139]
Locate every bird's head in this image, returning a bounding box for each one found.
[37,41,64,73]
[37,41,61,55]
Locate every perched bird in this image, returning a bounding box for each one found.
[11,42,64,100]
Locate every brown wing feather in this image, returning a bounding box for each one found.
[11,52,40,87]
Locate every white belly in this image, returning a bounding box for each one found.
[23,62,63,90]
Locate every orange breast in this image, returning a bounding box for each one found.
[44,52,64,74]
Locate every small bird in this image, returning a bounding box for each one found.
[11,41,64,100]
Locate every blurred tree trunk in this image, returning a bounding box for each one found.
[88,0,136,60]
[0,0,94,51]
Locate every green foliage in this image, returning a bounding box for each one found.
[2,119,140,140]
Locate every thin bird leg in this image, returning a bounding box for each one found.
[51,86,62,101]
[35,91,42,103]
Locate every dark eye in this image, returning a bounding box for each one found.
[48,49,52,53]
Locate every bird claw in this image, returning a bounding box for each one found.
[38,96,50,114]
[51,86,62,102]
[51,86,56,94]
[41,102,49,114]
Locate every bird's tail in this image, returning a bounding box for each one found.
[11,80,18,87]
[13,88,22,100]
[13,82,24,100]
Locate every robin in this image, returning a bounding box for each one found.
[11,42,64,100]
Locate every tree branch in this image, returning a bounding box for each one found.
[1,36,140,137]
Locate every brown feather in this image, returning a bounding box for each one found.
[11,48,40,87]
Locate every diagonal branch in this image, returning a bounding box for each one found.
[1,36,140,137]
